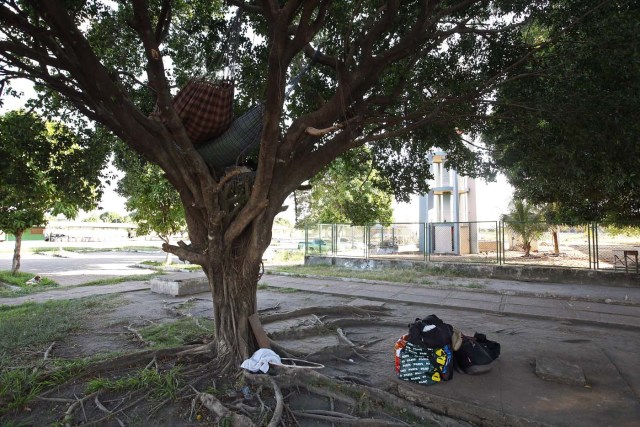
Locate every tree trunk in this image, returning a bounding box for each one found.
[552,228,560,255]
[208,252,262,369]
[11,229,24,274]
[523,241,531,257]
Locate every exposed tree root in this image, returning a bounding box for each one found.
[244,368,457,426]
[267,317,398,341]
[266,377,284,427]
[260,305,391,324]
[293,410,406,426]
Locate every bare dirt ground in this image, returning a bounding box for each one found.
[3,283,640,427]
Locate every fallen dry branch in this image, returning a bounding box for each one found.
[260,306,390,324]
[337,328,356,347]
[198,392,256,427]
[62,391,98,426]
[125,324,153,346]
[43,342,56,360]
[267,317,396,342]
[258,302,281,313]
[94,395,125,427]
[305,344,369,363]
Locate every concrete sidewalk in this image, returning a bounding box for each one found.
[3,269,640,330]
[262,273,640,330]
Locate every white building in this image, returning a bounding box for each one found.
[394,151,478,255]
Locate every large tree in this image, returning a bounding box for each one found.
[0,110,107,273]
[0,0,600,366]
[484,0,640,222]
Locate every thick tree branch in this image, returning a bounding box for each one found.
[154,0,173,44]
[163,242,207,265]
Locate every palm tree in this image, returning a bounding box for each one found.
[502,199,548,257]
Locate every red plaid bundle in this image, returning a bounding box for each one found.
[154,79,234,145]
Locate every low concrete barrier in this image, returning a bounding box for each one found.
[305,256,640,287]
[150,273,209,296]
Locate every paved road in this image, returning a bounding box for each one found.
[0,249,167,286]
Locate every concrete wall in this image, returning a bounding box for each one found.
[305,255,640,287]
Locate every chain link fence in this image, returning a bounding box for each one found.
[301,221,640,274]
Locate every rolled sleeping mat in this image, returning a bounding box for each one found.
[196,103,264,170]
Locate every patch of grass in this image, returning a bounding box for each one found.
[268,264,470,284]
[268,265,423,283]
[0,270,58,297]
[257,283,269,290]
[139,317,214,348]
[277,287,299,293]
[0,295,124,356]
[79,273,162,287]
[179,264,203,271]
[271,249,304,263]
[466,282,486,289]
[86,367,182,399]
[0,334,108,415]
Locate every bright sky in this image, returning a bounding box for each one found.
[475,174,514,221]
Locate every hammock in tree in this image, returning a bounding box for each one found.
[195,102,264,171]
[157,8,319,172]
[152,78,235,145]
[196,49,320,172]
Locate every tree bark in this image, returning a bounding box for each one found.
[552,227,560,255]
[11,229,23,274]
[208,251,261,368]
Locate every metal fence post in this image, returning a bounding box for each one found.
[595,223,600,270]
[423,222,427,262]
[500,221,505,265]
[365,225,370,260]
[588,223,593,269]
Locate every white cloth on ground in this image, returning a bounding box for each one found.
[240,348,281,373]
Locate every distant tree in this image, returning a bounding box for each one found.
[295,151,393,227]
[99,211,130,223]
[274,217,292,228]
[484,1,640,222]
[0,110,107,273]
[502,199,548,257]
[115,144,185,264]
[84,214,101,223]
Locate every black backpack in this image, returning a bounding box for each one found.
[454,332,500,374]
[407,314,453,349]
